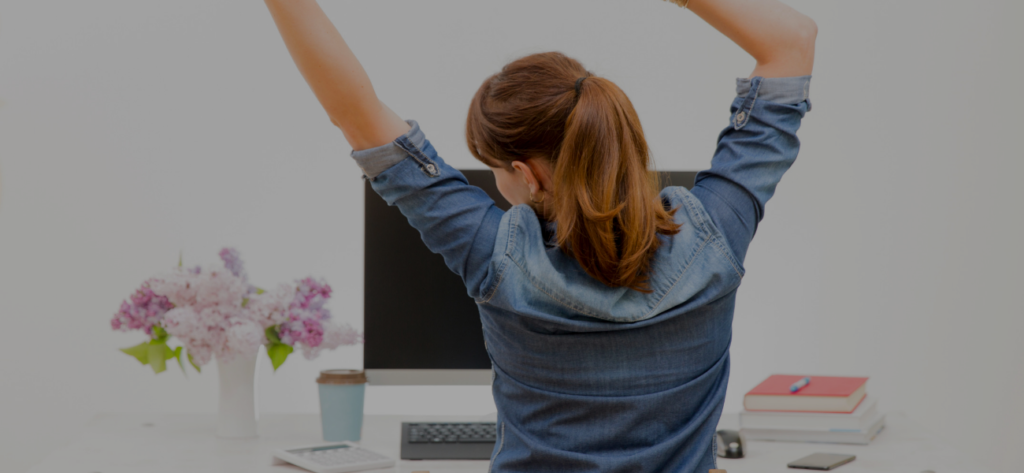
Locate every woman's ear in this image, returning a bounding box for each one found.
[511,160,540,195]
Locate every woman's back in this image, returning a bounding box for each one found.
[355,73,810,470]
[480,187,740,472]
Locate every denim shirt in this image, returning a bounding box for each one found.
[353,75,811,473]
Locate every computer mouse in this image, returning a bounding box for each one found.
[715,429,744,458]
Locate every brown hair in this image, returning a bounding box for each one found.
[466,51,680,292]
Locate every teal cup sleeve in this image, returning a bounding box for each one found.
[317,382,366,442]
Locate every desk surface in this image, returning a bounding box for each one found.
[28,412,988,473]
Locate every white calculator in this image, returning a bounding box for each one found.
[273,442,395,473]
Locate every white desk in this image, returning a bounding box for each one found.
[713,412,988,473]
[27,412,988,473]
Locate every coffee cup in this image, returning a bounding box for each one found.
[316,369,367,441]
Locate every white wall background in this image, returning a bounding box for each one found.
[1,0,1021,471]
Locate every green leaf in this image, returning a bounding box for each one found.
[267,343,293,371]
[150,325,168,342]
[255,287,266,295]
[172,346,186,375]
[263,327,292,370]
[120,342,150,365]
[265,326,281,345]
[187,350,201,373]
[147,342,168,374]
[241,297,249,308]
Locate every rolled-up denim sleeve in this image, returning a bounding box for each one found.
[690,76,811,264]
[351,119,504,299]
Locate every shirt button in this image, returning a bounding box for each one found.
[735,111,746,122]
[426,164,437,174]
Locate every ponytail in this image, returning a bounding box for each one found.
[467,52,679,292]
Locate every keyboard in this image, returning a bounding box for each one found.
[400,422,497,460]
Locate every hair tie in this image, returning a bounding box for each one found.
[574,75,588,97]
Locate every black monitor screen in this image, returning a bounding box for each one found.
[363,170,697,370]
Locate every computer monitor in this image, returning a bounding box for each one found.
[363,170,697,385]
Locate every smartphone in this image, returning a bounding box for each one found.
[787,453,856,470]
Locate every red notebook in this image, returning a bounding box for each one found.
[743,375,868,413]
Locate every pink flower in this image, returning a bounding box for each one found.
[194,270,247,311]
[221,320,265,363]
[155,268,250,366]
[292,277,332,312]
[162,307,216,365]
[114,251,362,370]
[110,283,174,335]
[219,248,248,282]
[245,284,294,328]
[148,269,204,308]
[272,275,361,360]
[300,322,362,359]
[278,316,324,348]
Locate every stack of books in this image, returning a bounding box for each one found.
[739,375,885,445]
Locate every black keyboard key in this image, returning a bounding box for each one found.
[458,436,494,443]
[402,422,498,460]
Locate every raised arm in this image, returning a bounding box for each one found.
[684,0,817,78]
[263,0,410,151]
[677,0,817,264]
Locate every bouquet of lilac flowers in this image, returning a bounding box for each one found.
[111,248,361,373]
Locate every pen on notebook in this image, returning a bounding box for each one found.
[789,377,811,393]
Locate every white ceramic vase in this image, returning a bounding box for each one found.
[216,348,260,438]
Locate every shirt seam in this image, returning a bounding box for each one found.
[681,188,745,278]
[479,208,519,304]
[646,235,713,317]
[692,184,750,276]
[510,257,605,319]
[504,208,604,319]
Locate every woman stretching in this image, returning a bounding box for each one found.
[265,0,815,471]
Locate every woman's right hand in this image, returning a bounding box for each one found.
[681,0,817,78]
[264,0,411,152]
